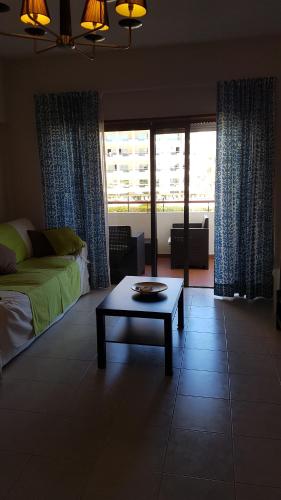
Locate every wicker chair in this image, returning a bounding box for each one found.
[170,217,209,269]
[109,226,145,283]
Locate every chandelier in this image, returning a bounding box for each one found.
[0,0,147,60]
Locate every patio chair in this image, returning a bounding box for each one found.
[109,225,145,283]
[170,217,209,269]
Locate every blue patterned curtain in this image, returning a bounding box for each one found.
[34,91,110,288]
[215,78,275,299]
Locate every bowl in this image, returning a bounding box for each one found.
[131,281,168,295]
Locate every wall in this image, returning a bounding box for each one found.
[2,36,281,266]
[0,61,6,222]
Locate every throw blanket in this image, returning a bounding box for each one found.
[0,257,80,335]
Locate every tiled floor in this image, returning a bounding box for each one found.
[145,256,215,287]
[1,287,281,499]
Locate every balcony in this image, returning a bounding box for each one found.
[108,199,215,256]
[108,199,214,286]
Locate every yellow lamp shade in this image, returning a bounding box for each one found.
[81,0,109,31]
[20,0,50,26]
[115,0,147,18]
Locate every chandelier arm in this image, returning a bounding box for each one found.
[34,43,58,54]
[74,45,94,61]
[26,12,59,39]
[72,26,105,42]
[0,31,55,42]
[75,27,132,50]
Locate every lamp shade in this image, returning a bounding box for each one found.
[115,0,147,18]
[81,0,109,31]
[20,0,50,25]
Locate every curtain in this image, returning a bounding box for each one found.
[215,77,275,299]
[34,91,110,289]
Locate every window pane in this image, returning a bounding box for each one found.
[189,129,216,211]
[105,130,150,213]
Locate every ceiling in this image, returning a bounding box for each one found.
[0,0,281,58]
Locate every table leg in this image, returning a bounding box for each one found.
[164,316,173,376]
[178,288,184,329]
[97,311,106,369]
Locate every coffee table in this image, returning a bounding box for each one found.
[96,276,184,376]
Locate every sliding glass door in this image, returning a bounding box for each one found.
[188,123,216,286]
[104,116,216,288]
[154,130,188,284]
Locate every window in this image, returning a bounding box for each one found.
[105,129,150,212]
[170,178,180,187]
[107,164,117,173]
[120,180,130,188]
[136,148,148,156]
[120,164,130,172]
[139,179,148,187]
[105,122,216,214]
[170,164,180,171]
[138,164,148,172]
[135,131,148,141]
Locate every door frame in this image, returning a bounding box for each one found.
[105,114,216,287]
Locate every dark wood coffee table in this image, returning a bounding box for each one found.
[96,276,184,376]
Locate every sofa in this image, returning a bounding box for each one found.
[170,217,209,269]
[109,225,145,284]
[0,218,90,367]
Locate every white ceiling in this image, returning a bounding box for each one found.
[0,0,281,58]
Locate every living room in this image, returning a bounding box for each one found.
[0,1,281,498]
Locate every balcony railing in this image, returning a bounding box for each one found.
[108,199,215,213]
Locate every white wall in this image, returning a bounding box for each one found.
[2,36,281,266]
[108,211,214,255]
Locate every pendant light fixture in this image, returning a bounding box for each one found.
[115,0,147,18]
[81,0,109,31]
[0,0,148,61]
[20,0,51,26]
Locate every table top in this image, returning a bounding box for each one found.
[97,276,183,318]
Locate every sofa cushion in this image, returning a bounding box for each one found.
[43,228,84,256]
[0,218,35,263]
[28,230,55,258]
[0,243,17,274]
[0,223,29,263]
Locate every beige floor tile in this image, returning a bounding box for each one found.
[228,352,276,377]
[0,378,76,415]
[32,413,110,461]
[0,451,30,499]
[90,426,169,477]
[165,428,233,481]
[185,332,227,351]
[189,306,224,319]
[230,373,281,404]
[159,475,235,500]
[232,400,281,439]
[187,317,225,334]
[182,348,228,372]
[191,295,224,308]
[4,356,91,386]
[82,471,161,500]
[6,455,90,500]
[235,483,281,500]
[179,369,230,399]
[173,395,231,433]
[0,409,46,454]
[234,435,281,487]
